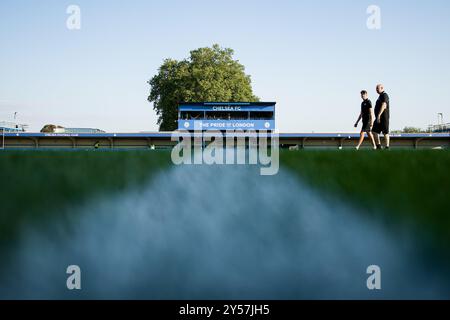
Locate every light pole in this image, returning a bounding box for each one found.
[438,113,443,132]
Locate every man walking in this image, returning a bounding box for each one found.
[372,84,390,149]
[354,90,377,150]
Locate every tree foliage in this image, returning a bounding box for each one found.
[402,127,425,133]
[40,124,64,133]
[147,44,259,131]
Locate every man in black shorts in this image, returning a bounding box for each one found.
[372,84,390,149]
[354,90,377,150]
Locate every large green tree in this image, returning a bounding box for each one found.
[147,44,259,131]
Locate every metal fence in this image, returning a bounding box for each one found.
[428,123,450,133]
[0,121,28,133]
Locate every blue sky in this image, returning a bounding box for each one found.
[1,0,449,132]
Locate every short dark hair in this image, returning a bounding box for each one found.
[361,90,368,95]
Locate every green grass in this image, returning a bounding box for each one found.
[0,150,171,242]
[281,150,450,245]
[2,149,449,247]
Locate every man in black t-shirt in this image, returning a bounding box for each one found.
[372,84,390,149]
[354,90,377,150]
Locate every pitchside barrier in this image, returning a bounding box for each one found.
[0,128,4,150]
[2,132,450,150]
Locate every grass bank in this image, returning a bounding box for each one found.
[0,150,171,241]
[2,149,449,246]
[281,150,450,244]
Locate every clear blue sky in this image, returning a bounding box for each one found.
[1,0,449,132]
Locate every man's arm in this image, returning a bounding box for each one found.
[369,108,374,128]
[377,103,387,123]
[354,112,362,127]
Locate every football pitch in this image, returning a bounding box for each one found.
[0,150,449,299]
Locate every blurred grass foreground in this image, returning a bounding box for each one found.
[0,150,171,241]
[0,149,449,245]
[282,150,450,245]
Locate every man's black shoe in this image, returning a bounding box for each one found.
[376,144,382,150]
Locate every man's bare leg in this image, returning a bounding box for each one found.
[373,132,381,145]
[368,132,377,149]
[384,134,390,148]
[356,132,365,150]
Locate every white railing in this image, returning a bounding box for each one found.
[0,121,28,132]
[0,121,16,127]
[428,123,450,133]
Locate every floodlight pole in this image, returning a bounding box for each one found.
[438,113,443,125]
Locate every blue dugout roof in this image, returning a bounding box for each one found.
[179,102,276,112]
